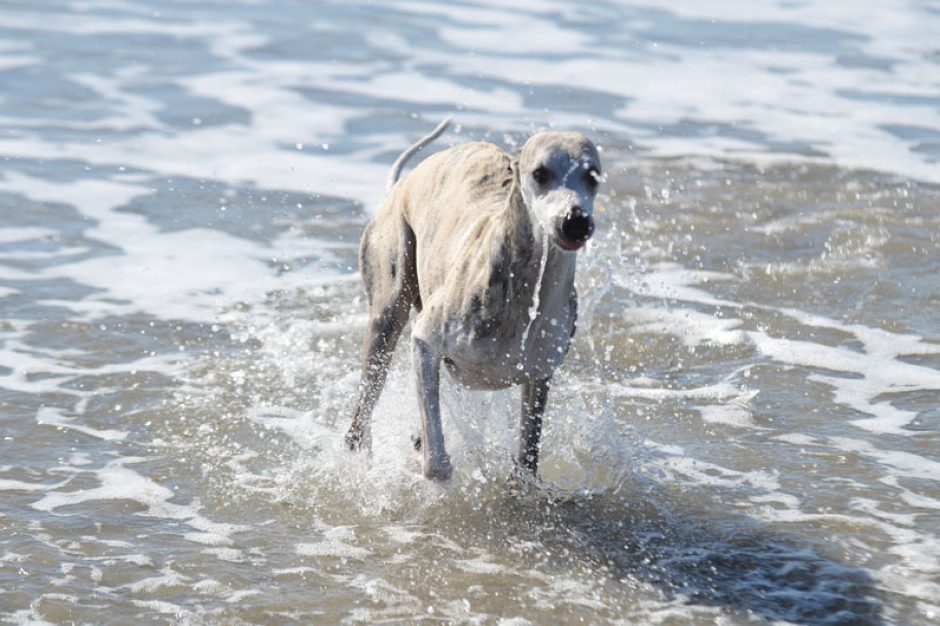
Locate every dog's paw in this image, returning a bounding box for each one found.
[423,454,453,482]
[506,461,540,494]
[344,428,365,451]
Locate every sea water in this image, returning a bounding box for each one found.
[1,1,939,624]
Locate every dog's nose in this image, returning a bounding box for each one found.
[560,206,594,244]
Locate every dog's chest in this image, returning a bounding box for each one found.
[441,281,575,389]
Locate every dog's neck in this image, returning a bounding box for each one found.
[500,178,577,306]
[450,175,578,346]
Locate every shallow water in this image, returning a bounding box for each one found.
[2,1,940,624]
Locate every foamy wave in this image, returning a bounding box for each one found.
[31,459,246,547]
[617,263,940,435]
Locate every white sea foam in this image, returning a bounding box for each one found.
[1,0,937,224]
[829,437,940,482]
[0,171,350,322]
[36,406,127,442]
[0,50,38,72]
[7,609,56,626]
[439,15,590,55]
[200,547,247,563]
[31,459,246,547]
[0,332,182,402]
[383,525,424,544]
[0,8,249,39]
[626,306,747,348]
[2,2,938,623]
[751,335,940,434]
[296,539,372,560]
[360,1,940,184]
[0,477,70,493]
[647,442,781,492]
[696,402,757,429]
[123,567,189,594]
[454,555,506,575]
[0,227,59,244]
[617,263,940,435]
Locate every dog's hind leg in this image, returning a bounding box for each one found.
[345,218,418,452]
[515,377,551,474]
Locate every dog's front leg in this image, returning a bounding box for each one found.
[516,377,551,475]
[412,336,453,481]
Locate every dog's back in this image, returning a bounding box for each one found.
[391,141,513,223]
[384,142,520,299]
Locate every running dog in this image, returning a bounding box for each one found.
[345,119,602,480]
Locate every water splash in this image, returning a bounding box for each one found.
[517,231,551,371]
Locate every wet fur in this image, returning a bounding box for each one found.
[346,123,602,480]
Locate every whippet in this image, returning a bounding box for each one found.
[345,119,602,481]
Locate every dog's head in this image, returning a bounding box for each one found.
[516,132,602,252]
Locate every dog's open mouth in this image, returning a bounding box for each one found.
[555,208,594,251]
[556,236,587,251]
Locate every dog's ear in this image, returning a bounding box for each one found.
[506,157,522,191]
[506,156,525,206]
[509,157,521,182]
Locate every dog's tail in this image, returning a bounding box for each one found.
[387,117,452,191]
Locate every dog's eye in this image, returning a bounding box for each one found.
[584,168,600,193]
[532,166,552,186]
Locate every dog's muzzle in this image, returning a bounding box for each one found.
[556,206,594,251]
